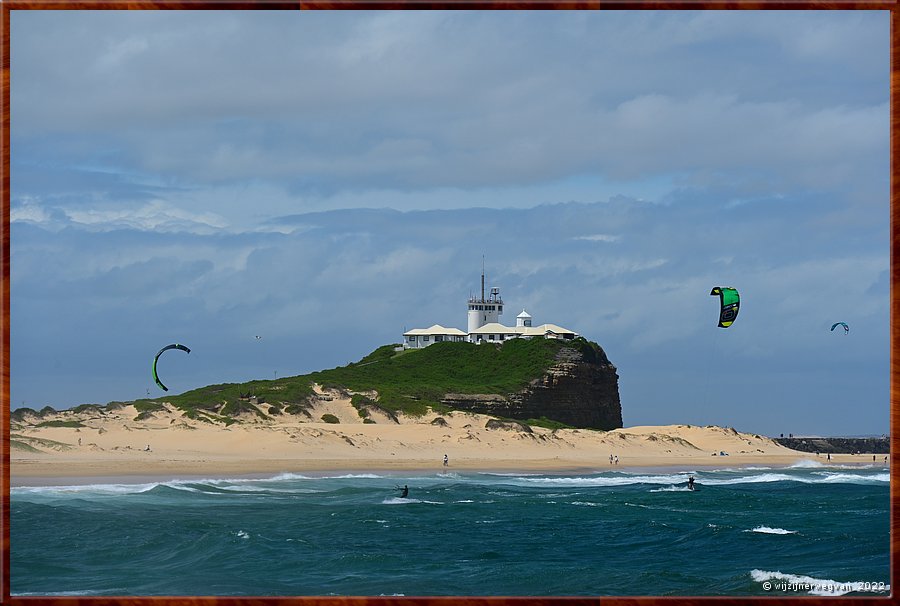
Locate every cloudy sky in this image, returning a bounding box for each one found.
[10,10,889,436]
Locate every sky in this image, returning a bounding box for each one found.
[9,10,890,436]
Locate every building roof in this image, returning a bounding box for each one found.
[403,324,468,336]
[468,321,579,336]
[516,309,532,318]
[468,322,522,335]
[520,323,579,337]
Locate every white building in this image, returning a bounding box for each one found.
[403,325,468,349]
[402,269,579,349]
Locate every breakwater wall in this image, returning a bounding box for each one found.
[774,436,889,454]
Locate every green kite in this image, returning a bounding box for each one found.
[710,287,740,328]
[152,343,191,391]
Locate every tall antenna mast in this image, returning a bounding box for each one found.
[481,255,485,301]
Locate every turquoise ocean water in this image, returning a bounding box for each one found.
[12,462,890,597]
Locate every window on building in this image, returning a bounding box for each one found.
[424,335,430,341]
[435,335,444,342]
[499,306,503,312]
[408,336,416,342]
[488,335,495,341]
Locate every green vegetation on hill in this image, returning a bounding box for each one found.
[308,338,570,415]
[31,337,605,423]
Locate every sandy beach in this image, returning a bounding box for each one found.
[11,388,885,485]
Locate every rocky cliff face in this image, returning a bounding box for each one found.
[441,343,622,430]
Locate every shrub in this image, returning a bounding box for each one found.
[36,420,85,428]
[11,408,39,422]
[321,414,340,424]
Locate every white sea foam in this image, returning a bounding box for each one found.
[519,473,693,487]
[570,501,601,506]
[517,469,886,487]
[701,473,795,485]
[381,497,442,505]
[479,471,543,477]
[12,482,161,496]
[650,485,693,492]
[751,569,890,596]
[745,526,797,535]
[788,459,825,469]
[235,530,250,539]
[813,472,890,484]
[214,485,311,493]
[267,472,314,481]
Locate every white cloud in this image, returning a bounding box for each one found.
[573,234,621,243]
[10,197,53,224]
[64,200,228,232]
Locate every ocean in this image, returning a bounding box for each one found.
[11,461,890,597]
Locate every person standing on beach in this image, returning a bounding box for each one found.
[609,454,614,465]
[443,454,449,467]
[614,455,619,465]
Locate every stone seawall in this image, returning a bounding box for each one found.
[774,436,889,454]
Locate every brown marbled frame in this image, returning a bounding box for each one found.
[0,1,896,604]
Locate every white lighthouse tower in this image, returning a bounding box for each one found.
[467,263,503,335]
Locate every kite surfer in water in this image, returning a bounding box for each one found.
[688,476,696,491]
[398,485,409,498]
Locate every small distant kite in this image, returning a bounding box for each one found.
[710,287,740,328]
[831,322,849,335]
[152,343,191,392]
[255,335,261,340]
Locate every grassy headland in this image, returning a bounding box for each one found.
[17,337,607,425]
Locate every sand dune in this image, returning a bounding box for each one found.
[11,389,882,483]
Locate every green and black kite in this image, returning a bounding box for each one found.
[152,343,191,391]
[710,287,740,328]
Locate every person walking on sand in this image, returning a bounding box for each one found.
[609,454,614,465]
[443,454,449,467]
[614,455,619,465]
